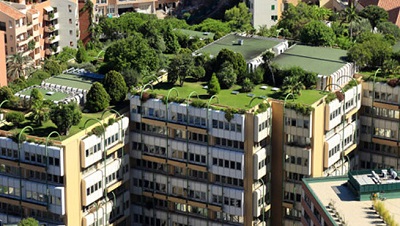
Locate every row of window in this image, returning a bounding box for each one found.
[86,181,102,196]
[212,120,242,133]
[258,119,270,132]
[258,156,270,170]
[285,155,309,167]
[364,106,400,119]
[284,191,301,203]
[143,143,166,157]
[173,186,207,202]
[133,178,167,193]
[175,203,208,218]
[286,172,307,181]
[285,117,310,129]
[328,144,340,157]
[374,127,397,140]
[215,174,244,187]
[364,90,399,104]
[172,149,207,165]
[85,143,101,157]
[27,169,64,184]
[132,214,166,226]
[215,137,244,150]
[212,195,242,208]
[0,147,61,167]
[286,135,311,148]
[26,190,62,206]
[361,142,397,155]
[329,107,342,120]
[216,212,244,223]
[212,157,241,170]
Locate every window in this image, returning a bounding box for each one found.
[271,5,275,10]
[271,15,278,21]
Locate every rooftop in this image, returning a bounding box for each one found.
[176,29,215,40]
[150,81,325,110]
[0,1,25,20]
[195,33,283,61]
[42,71,103,91]
[17,87,69,102]
[304,175,400,226]
[273,44,349,76]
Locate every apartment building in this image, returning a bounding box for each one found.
[249,0,282,29]
[0,110,130,226]
[129,93,273,225]
[302,169,400,225]
[358,78,400,171]
[0,21,7,86]
[0,0,79,67]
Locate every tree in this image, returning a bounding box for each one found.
[282,76,305,96]
[56,47,78,63]
[192,66,206,81]
[377,22,400,40]
[163,25,180,54]
[43,59,63,76]
[6,53,32,82]
[252,67,264,85]
[50,102,82,135]
[31,98,50,126]
[0,86,17,108]
[216,49,246,82]
[300,20,336,46]
[18,217,39,226]
[121,68,142,88]
[216,62,236,89]
[348,33,392,68]
[360,5,389,28]
[76,46,89,63]
[340,6,361,39]
[103,70,128,104]
[30,88,43,108]
[6,112,25,127]
[85,82,110,112]
[262,51,276,85]
[208,73,220,95]
[224,2,252,31]
[283,67,317,89]
[168,53,195,86]
[31,70,50,80]
[104,34,160,73]
[194,18,231,34]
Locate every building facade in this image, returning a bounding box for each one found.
[249,0,282,30]
[129,94,272,225]
[0,114,130,226]
[0,23,7,86]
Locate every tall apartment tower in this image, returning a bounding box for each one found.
[359,79,400,170]
[0,114,130,226]
[129,94,273,225]
[0,21,7,86]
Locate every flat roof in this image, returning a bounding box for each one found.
[176,29,215,40]
[273,45,348,76]
[305,177,400,226]
[18,87,69,101]
[44,73,99,90]
[196,34,282,61]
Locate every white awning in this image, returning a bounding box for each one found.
[44,6,53,12]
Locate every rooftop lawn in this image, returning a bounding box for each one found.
[176,29,215,40]
[18,87,69,101]
[196,34,282,61]
[152,81,325,110]
[44,73,98,90]
[359,69,400,82]
[2,111,112,141]
[273,45,348,76]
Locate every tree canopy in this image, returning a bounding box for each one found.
[359,5,388,28]
[224,2,252,31]
[18,217,39,226]
[85,82,110,112]
[103,70,128,104]
[50,102,82,135]
[168,53,196,86]
[300,20,336,46]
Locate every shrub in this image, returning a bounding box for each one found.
[256,102,270,113]
[108,118,115,126]
[190,100,207,108]
[85,82,110,112]
[6,112,25,127]
[208,73,220,95]
[92,125,105,137]
[285,102,314,115]
[31,70,50,79]
[141,92,150,102]
[224,109,234,122]
[241,78,254,92]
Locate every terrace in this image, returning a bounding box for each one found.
[148,81,325,110]
[195,33,284,61]
[273,44,349,76]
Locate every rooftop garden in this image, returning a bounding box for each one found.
[360,69,400,87]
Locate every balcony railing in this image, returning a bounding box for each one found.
[44,12,59,21]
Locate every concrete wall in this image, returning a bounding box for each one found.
[0,30,7,86]
[51,0,78,49]
[250,0,280,29]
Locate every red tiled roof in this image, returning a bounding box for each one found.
[0,1,25,20]
[358,0,400,27]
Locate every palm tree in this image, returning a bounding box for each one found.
[282,76,305,96]
[6,53,32,82]
[341,6,360,40]
[262,51,276,86]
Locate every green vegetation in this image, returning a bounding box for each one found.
[208,73,220,95]
[85,82,110,112]
[6,112,25,127]
[103,70,128,104]
[18,217,39,226]
[18,88,69,102]
[49,102,82,135]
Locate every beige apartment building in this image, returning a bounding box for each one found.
[93,0,179,17]
[0,22,7,86]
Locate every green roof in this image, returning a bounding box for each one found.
[44,73,100,90]
[176,29,215,40]
[151,82,324,110]
[18,87,69,101]
[273,45,348,75]
[196,34,282,61]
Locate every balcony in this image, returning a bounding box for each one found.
[45,46,60,55]
[44,35,60,44]
[45,24,59,33]
[44,12,59,21]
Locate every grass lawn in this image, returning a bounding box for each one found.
[196,34,282,60]
[273,45,348,76]
[152,81,325,109]
[176,29,215,40]
[4,111,112,141]
[18,87,69,101]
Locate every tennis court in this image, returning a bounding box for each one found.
[44,73,99,90]
[196,34,282,60]
[18,87,69,101]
